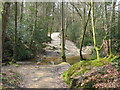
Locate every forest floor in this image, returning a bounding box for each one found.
[1,33,120,89]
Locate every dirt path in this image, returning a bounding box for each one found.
[2,63,71,88]
[46,32,81,56]
[46,32,94,59]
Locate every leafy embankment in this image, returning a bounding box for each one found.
[62,55,120,88]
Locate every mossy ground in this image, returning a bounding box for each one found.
[62,55,120,88]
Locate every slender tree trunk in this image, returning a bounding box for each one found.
[20,1,23,29]
[118,1,120,40]
[50,3,55,40]
[61,2,66,62]
[72,3,75,42]
[91,1,100,60]
[109,0,116,56]
[0,3,2,62]
[65,2,68,42]
[118,1,120,52]
[79,6,91,60]
[57,3,61,32]
[13,2,18,63]
[103,2,110,57]
[45,3,49,36]
[2,2,10,58]
[70,3,82,19]
[80,7,85,60]
[30,2,37,49]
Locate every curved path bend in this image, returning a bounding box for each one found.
[47,32,81,56]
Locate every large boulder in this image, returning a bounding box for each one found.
[82,46,94,55]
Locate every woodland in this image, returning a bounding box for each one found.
[1,0,120,89]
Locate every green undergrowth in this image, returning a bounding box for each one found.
[62,55,120,88]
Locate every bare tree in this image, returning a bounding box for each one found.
[61,2,66,62]
[30,2,38,49]
[103,2,110,57]
[118,1,120,40]
[71,3,91,60]
[109,0,117,56]
[2,2,10,58]
[50,3,55,40]
[91,1,100,60]
[13,2,18,63]
[79,5,91,60]
[20,1,24,29]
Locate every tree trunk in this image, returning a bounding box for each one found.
[20,1,23,29]
[118,1,120,40]
[118,1,120,52]
[30,2,37,49]
[13,2,18,63]
[103,40,110,57]
[61,2,66,62]
[70,3,82,19]
[50,3,55,40]
[79,6,91,60]
[109,0,116,56]
[91,1,100,60]
[65,2,68,42]
[103,2,110,57]
[2,2,10,58]
[45,3,49,36]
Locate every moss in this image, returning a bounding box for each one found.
[109,55,120,62]
[62,62,81,84]
[90,58,111,67]
[62,57,115,88]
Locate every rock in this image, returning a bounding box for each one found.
[16,61,32,65]
[50,61,55,65]
[58,62,70,66]
[36,55,46,64]
[37,61,41,65]
[82,46,94,55]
